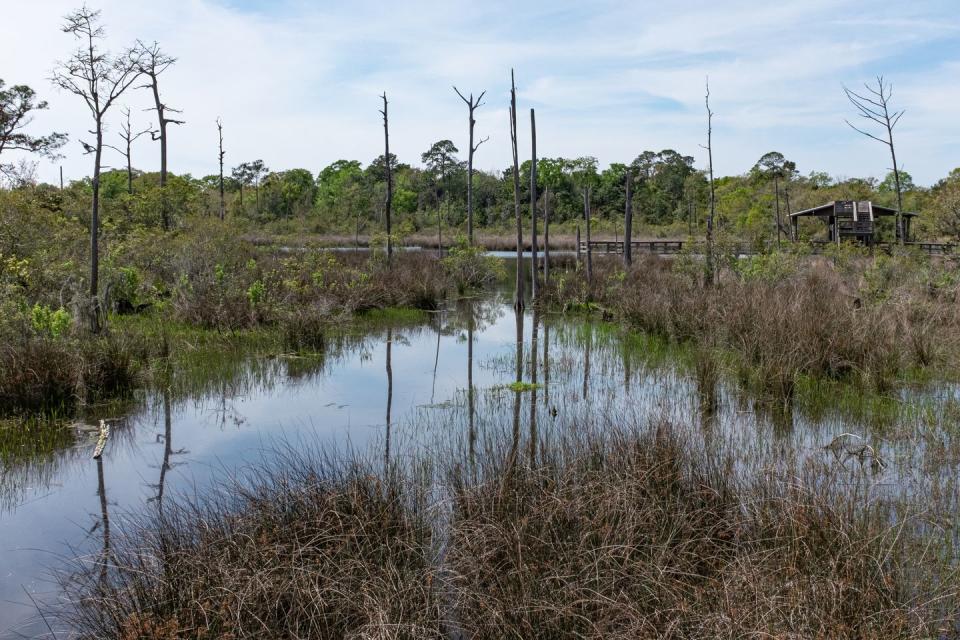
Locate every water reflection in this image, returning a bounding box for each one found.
[94,456,109,586]
[2,273,960,636]
[529,309,539,467]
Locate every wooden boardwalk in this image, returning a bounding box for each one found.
[580,240,956,257]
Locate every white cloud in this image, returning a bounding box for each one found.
[2,0,957,186]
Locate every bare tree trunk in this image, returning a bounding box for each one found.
[584,187,593,291]
[624,170,633,267]
[90,122,103,333]
[437,156,445,257]
[774,174,781,249]
[509,70,524,310]
[704,77,716,287]
[217,119,225,220]
[543,185,550,286]
[844,76,906,245]
[381,93,393,262]
[454,87,487,246]
[890,139,904,243]
[125,124,133,195]
[529,109,538,302]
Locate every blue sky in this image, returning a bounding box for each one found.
[4,0,959,185]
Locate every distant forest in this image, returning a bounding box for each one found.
[17,151,958,245]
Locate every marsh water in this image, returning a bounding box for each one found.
[2,259,960,636]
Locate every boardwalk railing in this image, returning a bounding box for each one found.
[581,240,957,257]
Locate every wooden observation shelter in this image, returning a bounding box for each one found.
[789,200,917,245]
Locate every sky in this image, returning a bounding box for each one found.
[3,0,959,186]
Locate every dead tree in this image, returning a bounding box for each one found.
[844,76,906,245]
[702,77,717,287]
[624,169,633,267]
[136,41,183,231]
[380,92,393,261]
[509,70,524,310]
[217,118,225,220]
[529,108,538,302]
[104,106,150,194]
[52,7,142,332]
[453,86,488,246]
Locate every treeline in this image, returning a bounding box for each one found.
[18,150,960,244]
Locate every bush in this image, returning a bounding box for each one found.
[442,236,504,293]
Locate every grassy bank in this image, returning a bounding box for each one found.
[544,246,960,396]
[0,228,501,417]
[58,416,956,639]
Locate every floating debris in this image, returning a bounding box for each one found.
[92,420,110,459]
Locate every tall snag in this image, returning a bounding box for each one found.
[217,118,225,220]
[52,7,142,333]
[509,70,524,310]
[844,76,907,245]
[624,169,634,267]
[702,77,717,287]
[453,86,488,246]
[104,106,150,195]
[529,108,538,302]
[380,92,393,262]
[136,41,183,231]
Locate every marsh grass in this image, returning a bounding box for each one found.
[544,252,960,397]
[56,413,959,639]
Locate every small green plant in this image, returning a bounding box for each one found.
[246,280,266,308]
[30,304,72,339]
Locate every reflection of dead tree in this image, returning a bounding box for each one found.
[467,308,476,468]
[385,328,393,470]
[148,388,187,512]
[582,328,592,401]
[502,306,524,497]
[94,455,110,585]
[431,315,441,404]
[529,309,539,466]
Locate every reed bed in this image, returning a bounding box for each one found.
[57,415,958,639]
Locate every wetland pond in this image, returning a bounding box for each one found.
[2,260,960,637]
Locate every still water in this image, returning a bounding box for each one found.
[1,262,958,637]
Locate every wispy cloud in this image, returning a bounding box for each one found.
[3,0,957,185]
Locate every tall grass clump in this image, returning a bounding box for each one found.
[60,453,446,639]
[58,420,955,639]
[550,250,960,394]
[0,303,141,416]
